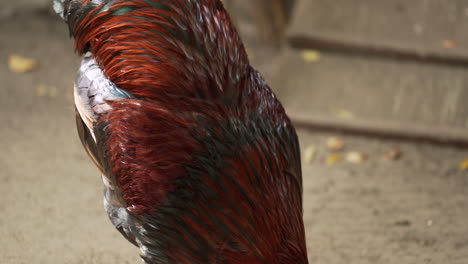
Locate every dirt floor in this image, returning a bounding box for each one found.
[2,7,468,264]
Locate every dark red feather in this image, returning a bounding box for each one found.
[60,0,308,263]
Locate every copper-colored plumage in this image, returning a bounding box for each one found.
[58,0,308,263]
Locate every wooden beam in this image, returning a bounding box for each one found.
[223,0,294,48]
[290,112,468,149]
[288,0,468,66]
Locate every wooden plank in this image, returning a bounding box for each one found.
[223,0,291,48]
[290,113,468,148]
[288,0,468,64]
[268,49,468,139]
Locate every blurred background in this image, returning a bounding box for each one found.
[1,0,468,263]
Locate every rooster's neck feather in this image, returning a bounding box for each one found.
[68,0,248,104]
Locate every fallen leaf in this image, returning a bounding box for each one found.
[304,145,317,164]
[385,148,402,160]
[330,108,354,120]
[443,40,456,49]
[300,50,321,62]
[8,54,38,73]
[346,151,366,164]
[326,154,341,165]
[459,158,468,171]
[326,137,344,151]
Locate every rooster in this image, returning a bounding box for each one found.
[55,0,308,263]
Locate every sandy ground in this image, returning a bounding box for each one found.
[2,8,468,264]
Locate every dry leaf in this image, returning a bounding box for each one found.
[9,54,38,73]
[385,148,402,160]
[326,137,344,151]
[330,108,354,120]
[300,50,321,62]
[326,154,341,165]
[459,158,468,171]
[443,40,456,49]
[304,145,317,164]
[346,151,366,164]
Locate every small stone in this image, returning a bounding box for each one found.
[426,219,433,227]
[36,85,48,97]
[443,40,456,49]
[36,85,59,98]
[385,148,402,160]
[326,137,344,151]
[413,24,423,35]
[346,151,366,164]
